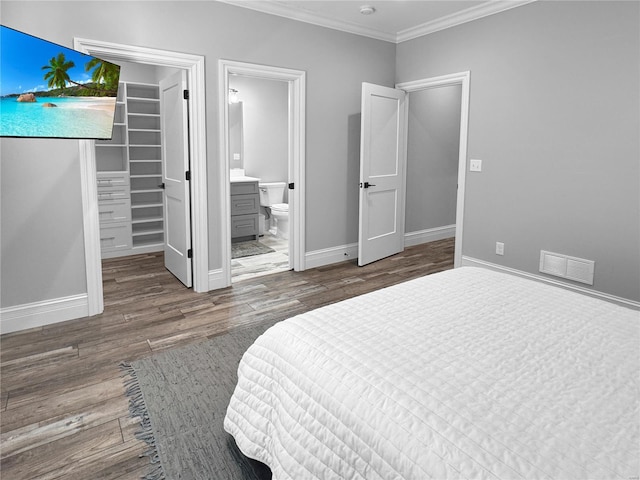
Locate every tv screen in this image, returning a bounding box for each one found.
[0,25,121,139]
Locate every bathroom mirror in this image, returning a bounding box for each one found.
[228,101,244,170]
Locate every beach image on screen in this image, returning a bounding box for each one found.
[0,25,121,139]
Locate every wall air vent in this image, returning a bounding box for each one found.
[539,250,595,285]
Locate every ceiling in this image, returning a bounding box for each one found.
[217,0,536,43]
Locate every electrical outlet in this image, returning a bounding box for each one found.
[470,159,482,172]
[496,242,504,256]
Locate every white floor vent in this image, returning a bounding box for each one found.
[539,250,595,285]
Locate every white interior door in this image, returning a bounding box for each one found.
[358,82,407,266]
[160,70,192,287]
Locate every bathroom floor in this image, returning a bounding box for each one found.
[231,232,290,282]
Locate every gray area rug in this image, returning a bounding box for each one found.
[121,321,278,480]
[231,240,275,259]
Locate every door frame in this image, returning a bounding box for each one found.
[218,59,306,285]
[396,71,470,268]
[74,37,208,315]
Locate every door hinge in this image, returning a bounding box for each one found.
[187,248,193,259]
[288,182,294,189]
[185,171,191,181]
[183,89,189,100]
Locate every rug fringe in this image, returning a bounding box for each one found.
[120,361,166,480]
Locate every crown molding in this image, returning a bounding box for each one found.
[396,0,538,42]
[217,0,397,42]
[217,0,537,44]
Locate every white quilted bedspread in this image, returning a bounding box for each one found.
[224,267,639,480]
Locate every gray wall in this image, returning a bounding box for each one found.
[405,85,461,233]
[1,1,395,309]
[1,138,87,305]
[397,0,640,301]
[3,0,638,310]
[228,76,288,184]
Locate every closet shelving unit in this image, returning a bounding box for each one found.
[95,81,165,258]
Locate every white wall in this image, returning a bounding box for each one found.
[396,0,640,301]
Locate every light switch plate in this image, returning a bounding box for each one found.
[470,159,482,172]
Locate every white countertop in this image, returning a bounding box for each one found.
[230,175,260,183]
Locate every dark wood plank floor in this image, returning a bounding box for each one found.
[0,238,454,480]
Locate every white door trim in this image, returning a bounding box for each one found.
[218,59,306,286]
[396,71,470,268]
[74,37,208,315]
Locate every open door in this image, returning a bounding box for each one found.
[358,82,407,266]
[160,70,192,287]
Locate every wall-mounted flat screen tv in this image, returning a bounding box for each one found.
[1,25,121,139]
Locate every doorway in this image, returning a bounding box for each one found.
[396,72,470,268]
[94,60,190,289]
[219,60,306,286]
[75,38,208,316]
[227,75,290,282]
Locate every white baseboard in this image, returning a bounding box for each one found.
[404,225,455,247]
[305,243,359,269]
[304,227,456,270]
[208,268,227,291]
[461,256,640,309]
[0,294,90,335]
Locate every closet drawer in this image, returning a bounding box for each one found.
[100,223,132,251]
[231,214,258,238]
[230,182,258,196]
[97,173,129,190]
[230,194,259,216]
[97,189,129,202]
[98,199,131,224]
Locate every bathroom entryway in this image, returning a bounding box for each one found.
[231,235,289,282]
[220,60,306,284]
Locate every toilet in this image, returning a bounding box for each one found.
[258,182,289,240]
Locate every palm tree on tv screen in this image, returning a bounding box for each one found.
[42,52,75,93]
[42,53,117,96]
[85,58,119,95]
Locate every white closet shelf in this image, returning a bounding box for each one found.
[132,216,164,224]
[132,229,163,237]
[131,203,163,209]
[132,240,163,249]
[127,96,159,102]
[131,189,163,194]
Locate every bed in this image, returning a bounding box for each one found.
[224,267,639,480]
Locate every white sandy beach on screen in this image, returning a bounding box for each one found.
[59,97,116,112]
[46,97,116,113]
